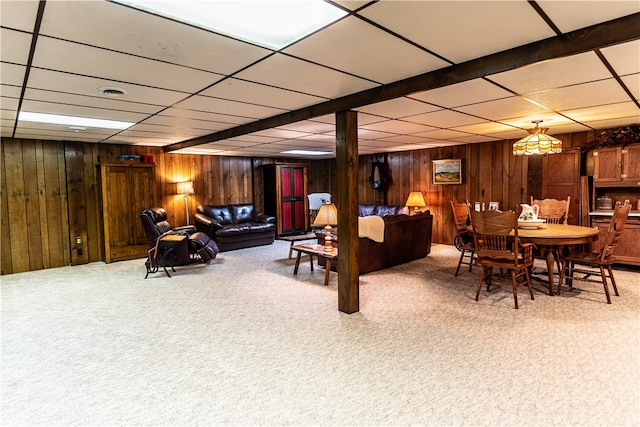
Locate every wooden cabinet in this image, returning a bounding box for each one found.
[263,163,308,235]
[594,144,640,183]
[99,162,155,263]
[591,216,640,266]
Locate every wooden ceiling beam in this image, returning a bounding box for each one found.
[164,12,640,153]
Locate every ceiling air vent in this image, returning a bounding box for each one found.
[97,87,127,96]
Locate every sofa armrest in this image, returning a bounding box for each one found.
[194,212,222,233]
[255,212,276,224]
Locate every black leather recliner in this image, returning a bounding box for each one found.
[140,207,219,265]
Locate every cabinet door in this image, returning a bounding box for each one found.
[594,147,622,182]
[130,167,155,245]
[622,145,640,182]
[104,166,131,252]
[591,218,640,266]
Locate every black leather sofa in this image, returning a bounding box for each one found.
[194,203,277,252]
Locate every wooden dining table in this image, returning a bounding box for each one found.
[516,224,600,295]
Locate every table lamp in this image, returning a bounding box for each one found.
[313,202,338,253]
[176,181,195,224]
[405,191,426,215]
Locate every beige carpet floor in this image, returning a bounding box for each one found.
[1,241,639,426]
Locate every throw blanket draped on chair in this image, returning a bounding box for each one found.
[358,215,385,243]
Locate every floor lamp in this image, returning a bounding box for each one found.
[176,181,195,225]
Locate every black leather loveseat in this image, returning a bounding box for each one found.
[194,203,277,252]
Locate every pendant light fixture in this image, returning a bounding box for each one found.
[513,120,562,156]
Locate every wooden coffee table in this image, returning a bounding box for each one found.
[291,243,338,286]
[280,232,319,259]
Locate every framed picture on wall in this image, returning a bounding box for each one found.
[432,159,462,185]
[489,202,500,210]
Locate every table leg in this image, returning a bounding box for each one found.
[324,260,331,286]
[288,242,294,259]
[294,250,301,275]
[309,254,314,271]
[545,248,555,295]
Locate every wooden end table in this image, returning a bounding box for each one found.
[291,243,338,286]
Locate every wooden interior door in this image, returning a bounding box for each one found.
[279,166,306,234]
[542,148,581,224]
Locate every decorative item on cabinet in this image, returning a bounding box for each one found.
[98,162,155,263]
[262,163,309,235]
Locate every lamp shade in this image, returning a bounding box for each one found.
[314,202,338,226]
[176,181,195,195]
[405,192,426,208]
[513,121,562,156]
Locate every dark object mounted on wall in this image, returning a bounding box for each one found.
[369,161,387,192]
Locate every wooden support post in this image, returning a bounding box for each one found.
[335,110,359,314]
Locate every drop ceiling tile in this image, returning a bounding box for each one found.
[537,1,640,34]
[582,116,640,130]
[226,135,282,144]
[1,84,21,98]
[0,0,39,32]
[355,98,441,118]
[140,115,234,132]
[376,134,433,144]
[358,129,396,140]
[252,128,313,139]
[40,1,272,75]
[200,78,326,110]
[1,29,32,65]
[297,134,336,143]
[26,69,189,106]
[24,88,164,115]
[359,1,555,64]
[404,109,484,128]
[453,121,521,135]
[621,74,640,100]
[159,108,252,125]
[408,79,513,108]
[235,53,377,98]
[332,1,372,11]
[600,40,640,77]
[20,99,148,123]
[499,113,574,130]
[284,16,448,84]
[524,79,631,112]
[489,52,611,94]
[174,95,286,119]
[1,96,19,110]
[1,63,26,86]
[360,119,436,134]
[277,121,335,134]
[33,37,224,93]
[412,129,477,140]
[456,96,550,121]
[561,101,640,123]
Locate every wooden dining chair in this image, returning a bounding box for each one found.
[450,200,476,276]
[471,209,536,309]
[558,199,631,304]
[530,196,571,273]
[530,196,571,224]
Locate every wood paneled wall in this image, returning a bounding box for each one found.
[1,129,597,274]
